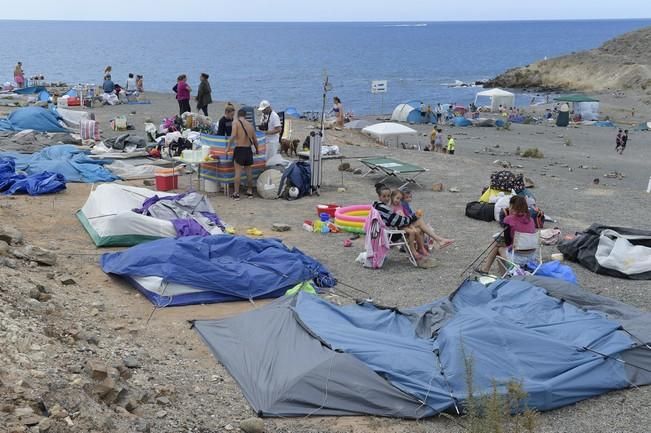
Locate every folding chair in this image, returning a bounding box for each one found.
[495,231,542,278]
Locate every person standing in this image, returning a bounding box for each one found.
[196,73,213,116]
[226,108,259,200]
[14,62,25,88]
[136,75,144,93]
[173,74,191,116]
[257,100,282,164]
[332,96,344,128]
[125,73,137,95]
[428,126,437,151]
[435,103,442,124]
[615,129,623,153]
[216,103,235,136]
[619,130,629,155]
[447,134,456,155]
[434,128,443,152]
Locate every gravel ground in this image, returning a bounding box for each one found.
[0,92,649,432]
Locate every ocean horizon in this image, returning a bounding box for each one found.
[2,19,650,114]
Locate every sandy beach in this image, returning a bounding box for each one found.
[1,88,650,433]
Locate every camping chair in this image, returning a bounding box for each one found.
[364,214,419,268]
[495,231,542,278]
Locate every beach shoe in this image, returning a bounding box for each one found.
[246,228,264,236]
[231,193,240,201]
[246,191,254,199]
[225,226,236,235]
[343,239,352,247]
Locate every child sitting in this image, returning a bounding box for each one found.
[400,188,454,250]
[391,189,428,258]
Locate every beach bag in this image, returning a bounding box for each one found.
[465,201,495,222]
[540,228,561,245]
[490,170,525,193]
[533,260,577,283]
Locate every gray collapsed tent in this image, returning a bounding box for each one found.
[193,276,651,418]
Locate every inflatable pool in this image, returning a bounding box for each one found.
[334,204,370,234]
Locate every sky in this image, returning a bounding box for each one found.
[2,0,651,22]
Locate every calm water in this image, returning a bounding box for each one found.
[2,20,651,114]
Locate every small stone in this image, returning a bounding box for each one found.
[11,245,56,266]
[155,396,171,406]
[135,420,151,433]
[59,276,76,285]
[86,359,109,380]
[64,416,74,426]
[239,417,265,433]
[156,410,168,418]
[14,407,34,417]
[352,168,362,175]
[122,356,141,369]
[431,183,444,192]
[124,399,140,413]
[37,418,52,432]
[0,240,10,255]
[271,223,291,232]
[1,257,18,269]
[0,226,23,244]
[19,415,44,426]
[448,187,460,193]
[143,180,154,187]
[337,162,350,171]
[224,424,234,431]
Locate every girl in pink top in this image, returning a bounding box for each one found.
[480,196,535,274]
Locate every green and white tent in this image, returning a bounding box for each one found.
[77,184,178,247]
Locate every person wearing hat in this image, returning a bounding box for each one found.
[257,100,282,164]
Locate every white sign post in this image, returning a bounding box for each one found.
[371,80,388,117]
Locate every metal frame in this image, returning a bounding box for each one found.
[361,159,429,189]
[495,231,543,278]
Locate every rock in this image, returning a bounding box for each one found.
[14,407,35,417]
[37,418,52,432]
[19,415,44,427]
[240,417,265,433]
[352,168,363,175]
[0,256,18,268]
[337,162,351,171]
[271,223,291,232]
[0,240,10,255]
[11,246,56,266]
[155,396,171,406]
[124,399,140,413]
[135,420,151,433]
[59,276,76,285]
[155,410,168,418]
[143,180,154,187]
[224,424,234,431]
[122,356,141,369]
[0,226,23,244]
[431,183,444,192]
[86,360,110,380]
[448,187,460,193]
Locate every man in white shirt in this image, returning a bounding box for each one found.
[257,100,282,164]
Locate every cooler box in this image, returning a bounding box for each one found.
[154,168,181,191]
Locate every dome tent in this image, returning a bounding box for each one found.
[391,100,426,124]
[474,88,515,112]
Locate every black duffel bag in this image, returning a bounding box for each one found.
[465,201,495,222]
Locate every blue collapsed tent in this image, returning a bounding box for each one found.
[13,86,47,95]
[285,107,301,118]
[0,158,66,195]
[0,107,67,132]
[101,235,335,306]
[1,145,118,183]
[194,276,651,418]
[452,116,472,127]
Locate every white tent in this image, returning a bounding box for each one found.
[362,122,418,147]
[77,184,178,247]
[390,100,424,124]
[474,88,515,112]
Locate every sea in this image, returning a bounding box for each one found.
[2,19,651,115]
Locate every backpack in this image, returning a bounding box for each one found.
[465,201,495,222]
[278,161,312,200]
[490,170,525,193]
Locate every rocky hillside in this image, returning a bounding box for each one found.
[485,26,651,92]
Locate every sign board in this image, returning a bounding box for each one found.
[371,80,387,94]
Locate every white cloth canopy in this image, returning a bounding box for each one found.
[362,122,417,139]
[474,88,515,112]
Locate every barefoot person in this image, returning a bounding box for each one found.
[373,183,454,253]
[14,62,25,89]
[226,108,259,200]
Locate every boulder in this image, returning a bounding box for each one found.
[0,226,23,244]
[240,417,265,433]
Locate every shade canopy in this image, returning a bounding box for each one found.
[362,122,417,139]
[474,88,515,112]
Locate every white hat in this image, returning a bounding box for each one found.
[257,100,271,111]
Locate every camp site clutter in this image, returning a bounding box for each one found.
[1,75,650,430]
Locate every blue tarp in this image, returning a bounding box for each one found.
[100,235,336,306]
[293,278,634,413]
[594,120,615,127]
[452,117,472,127]
[285,107,301,118]
[0,145,117,183]
[0,158,66,195]
[0,107,67,132]
[14,86,47,95]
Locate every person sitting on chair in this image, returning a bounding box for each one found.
[390,189,427,259]
[479,195,535,274]
[373,183,453,252]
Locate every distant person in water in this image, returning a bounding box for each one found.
[14,62,25,88]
